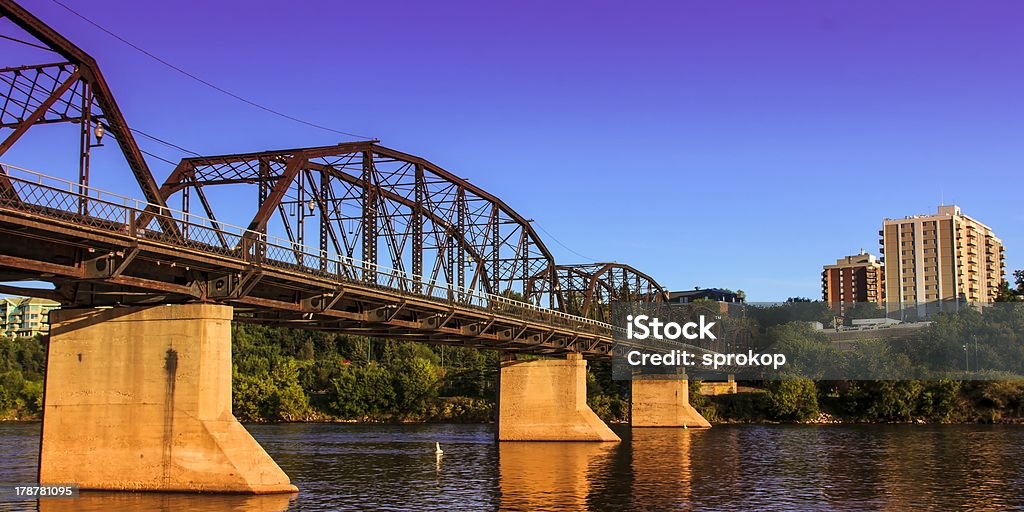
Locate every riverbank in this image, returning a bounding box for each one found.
[5,382,1023,426]
[4,310,1023,426]
[691,379,1024,425]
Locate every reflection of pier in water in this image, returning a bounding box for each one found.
[630,428,696,508]
[39,492,295,511]
[499,442,616,510]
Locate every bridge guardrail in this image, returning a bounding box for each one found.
[0,163,616,338]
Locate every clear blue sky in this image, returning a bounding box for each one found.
[4,0,1022,300]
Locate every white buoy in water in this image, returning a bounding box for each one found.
[435,442,444,455]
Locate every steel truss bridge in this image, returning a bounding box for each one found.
[0,0,701,359]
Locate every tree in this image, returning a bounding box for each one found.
[748,301,833,329]
[765,378,819,421]
[0,336,46,418]
[764,323,842,378]
[268,359,310,421]
[393,357,440,415]
[232,359,309,422]
[845,302,886,323]
[327,365,365,418]
[842,381,924,422]
[327,362,399,419]
[996,270,1024,302]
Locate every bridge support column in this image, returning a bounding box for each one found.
[631,374,711,428]
[498,353,619,442]
[40,304,297,494]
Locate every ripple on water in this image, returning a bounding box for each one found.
[0,422,1022,511]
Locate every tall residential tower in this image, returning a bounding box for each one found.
[822,251,885,315]
[881,205,1005,317]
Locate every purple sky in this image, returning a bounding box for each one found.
[3,0,1022,300]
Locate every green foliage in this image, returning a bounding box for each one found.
[232,358,310,422]
[764,323,840,378]
[687,378,707,408]
[355,363,397,416]
[0,335,46,380]
[430,396,493,422]
[842,339,917,379]
[585,362,628,423]
[440,348,499,400]
[1,301,1021,426]
[961,380,1024,422]
[232,370,276,422]
[844,302,887,323]
[0,336,46,418]
[588,393,629,423]
[747,300,832,330]
[893,305,1024,376]
[995,270,1024,302]
[325,363,396,418]
[842,381,924,422]
[326,365,363,418]
[917,380,962,422]
[393,357,440,414]
[765,378,819,421]
[706,302,1024,424]
[269,359,311,421]
[705,391,768,423]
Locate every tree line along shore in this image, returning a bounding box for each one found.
[1,279,1022,425]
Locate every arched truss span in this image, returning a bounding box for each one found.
[149,142,558,306]
[529,263,668,322]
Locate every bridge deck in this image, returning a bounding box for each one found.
[0,164,618,357]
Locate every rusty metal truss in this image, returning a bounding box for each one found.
[138,143,559,307]
[0,0,171,221]
[0,159,621,356]
[529,263,668,322]
[0,1,694,360]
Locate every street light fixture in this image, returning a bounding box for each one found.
[91,123,105,148]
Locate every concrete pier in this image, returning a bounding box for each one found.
[631,375,711,428]
[39,304,297,494]
[498,354,619,442]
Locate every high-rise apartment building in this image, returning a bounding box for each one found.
[881,205,1005,317]
[0,297,59,337]
[822,251,885,315]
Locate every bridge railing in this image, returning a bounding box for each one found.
[0,163,615,337]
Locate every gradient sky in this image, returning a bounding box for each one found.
[3,0,1022,300]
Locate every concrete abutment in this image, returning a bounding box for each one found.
[39,304,297,494]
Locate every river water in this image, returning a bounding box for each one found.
[1,422,1022,511]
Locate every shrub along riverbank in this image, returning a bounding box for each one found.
[0,301,1021,424]
[691,378,1024,424]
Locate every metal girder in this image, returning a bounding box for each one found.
[154,142,557,307]
[0,0,673,361]
[0,0,177,236]
[529,262,668,322]
[0,68,79,155]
